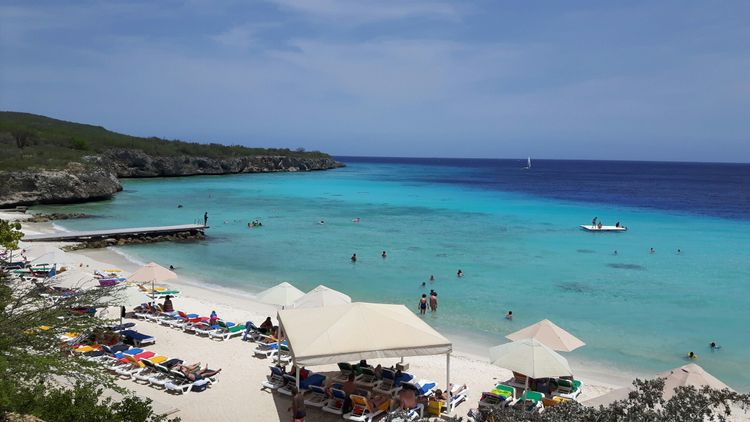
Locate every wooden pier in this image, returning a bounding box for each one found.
[23,224,209,242]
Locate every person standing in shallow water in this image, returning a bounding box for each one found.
[429,291,438,312]
[351,254,357,263]
[381,250,387,259]
[418,294,427,315]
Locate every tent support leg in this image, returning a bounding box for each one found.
[296,365,300,390]
[446,352,452,406]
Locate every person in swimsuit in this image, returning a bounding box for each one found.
[429,291,438,312]
[505,311,513,321]
[351,254,357,263]
[289,386,306,421]
[418,294,427,315]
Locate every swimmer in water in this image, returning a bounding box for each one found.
[650,247,655,254]
[687,351,697,360]
[352,217,360,223]
[505,311,513,321]
[457,269,463,278]
[710,342,721,350]
[677,249,682,254]
[381,250,387,259]
[351,254,357,263]
[429,275,435,282]
[613,250,618,255]
[319,220,325,225]
[420,282,426,287]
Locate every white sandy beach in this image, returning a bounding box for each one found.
[6,210,730,421]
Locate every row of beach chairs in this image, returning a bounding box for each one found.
[134,307,247,341]
[262,363,468,421]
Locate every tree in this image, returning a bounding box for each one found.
[452,378,750,422]
[0,219,24,251]
[0,229,178,421]
[10,130,32,149]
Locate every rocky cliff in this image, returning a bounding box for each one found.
[0,163,122,207]
[0,150,342,207]
[100,149,342,177]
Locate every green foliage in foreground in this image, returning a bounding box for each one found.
[0,111,331,170]
[392,378,750,422]
[0,221,177,421]
[0,381,178,422]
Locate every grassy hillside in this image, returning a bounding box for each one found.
[0,111,330,170]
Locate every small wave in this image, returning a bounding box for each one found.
[51,223,71,232]
[607,263,646,270]
[577,249,596,253]
[106,247,147,266]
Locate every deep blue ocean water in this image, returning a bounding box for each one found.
[36,157,750,389]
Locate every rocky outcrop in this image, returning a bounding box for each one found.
[25,212,93,223]
[99,149,343,178]
[0,163,122,207]
[0,149,342,207]
[62,229,205,251]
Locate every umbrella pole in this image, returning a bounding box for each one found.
[446,353,451,402]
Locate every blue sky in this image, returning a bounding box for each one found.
[1,1,749,162]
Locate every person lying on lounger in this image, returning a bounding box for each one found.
[433,384,467,401]
[174,363,222,380]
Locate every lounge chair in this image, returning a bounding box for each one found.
[402,379,438,397]
[478,383,516,410]
[356,367,380,388]
[512,390,544,413]
[322,388,348,415]
[507,371,529,389]
[208,321,245,341]
[163,311,199,328]
[278,372,326,396]
[344,394,391,422]
[120,329,156,347]
[304,385,329,407]
[554,378,583,400]
[373,369,413,396]
[192,321,222,337]
[116,354,168,379]
[134,358,180,384]
[260,366,287,391]
[253,341,290,359]
[164,369,216,394]
[182,318,210,334]
[387,403,424,421]
[148,363,179,389]
[426,384,469,416]
[241,322,264,342]
[333,362,363,383]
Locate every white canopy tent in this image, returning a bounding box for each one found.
[292,284,351,309]
[256,281,305,308]
[277,302,453,391]
[489,338,573,392]
[31,250,73,266]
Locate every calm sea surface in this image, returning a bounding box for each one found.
[37,157,750,389]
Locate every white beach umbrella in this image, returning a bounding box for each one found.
[31,250,72,266]
[127,262,177,283]
[292,284,351,309]
[489,338,573,379]
[256,281,305,308]
[584,363,733,407]
[506,319,586,352]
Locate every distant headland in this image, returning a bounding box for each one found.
[0,112,343,207]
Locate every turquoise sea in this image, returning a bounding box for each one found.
[36,158,750,390]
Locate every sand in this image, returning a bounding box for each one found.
[7,211,743,421]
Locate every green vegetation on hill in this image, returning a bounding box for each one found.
[0,111,330,170]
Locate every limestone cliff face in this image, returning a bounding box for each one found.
[0,163,122,207]
[0,150,342,207]
[101,149,343,177]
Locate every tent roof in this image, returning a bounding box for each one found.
[256,282,305,307]
[31,250,72,264]
[278,302,452,366]
[506,319,586,352]
[293,284,351,309]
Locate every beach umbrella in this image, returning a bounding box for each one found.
[127,262,177,283]
[489,338,573,379]
[505,319,586,352]
[31,250,72,266]
[128,262,177,300]
[657,363,733,398]
[256,282,305,308]
[292,284,351,309]
[584,363,733,407]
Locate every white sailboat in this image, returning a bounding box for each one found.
[523,157,531,169]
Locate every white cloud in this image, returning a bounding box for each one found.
[267,0,462,23]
